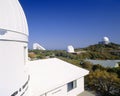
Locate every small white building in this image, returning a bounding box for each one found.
[33,43,46,50]
[28,58,89,96]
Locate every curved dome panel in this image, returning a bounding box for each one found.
[0,0,28,35]
[67,45,75,53]
[103,37,109,42]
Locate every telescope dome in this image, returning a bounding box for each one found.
[0,0,28,42]
[67,45,75,53]
[103,37,109,42]
[0,0,29,96]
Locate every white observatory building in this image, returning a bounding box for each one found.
[33,43,46,50]
[99,36,110,45]
[67,45,75,53]
[103,36,110,44]
[28,58,89,96]
[0,0,29,96]
[0,0,89,96]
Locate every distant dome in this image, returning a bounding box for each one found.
[101,36,110,44]
[67,45,75,53]
[103,37,109,42]
[0,0,28,36]
[33,43,46,50]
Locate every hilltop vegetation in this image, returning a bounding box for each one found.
[29,42,120,60]
[77,42,120,60]
[28,43,120,68]
[83,42,120,52]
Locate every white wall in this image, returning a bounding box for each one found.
[66,77,84,96]
[46,85,67,96]
[67,77,84,96]
[40,77,84,96]
[0,41,29,96]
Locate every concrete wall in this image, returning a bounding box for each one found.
[67,77,84,96]
[0,41,29,96]
[40,77,84,96]
[47,85,67,96]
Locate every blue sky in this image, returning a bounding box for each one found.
[20,0,120,50]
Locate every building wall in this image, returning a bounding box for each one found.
[67,77,84,96]
[40,77,84,96]
[0,41,29,96]
[46,85,67,96]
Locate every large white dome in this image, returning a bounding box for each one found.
[0,0,28,40]
[103,37,109,42]
[0,0,29,96]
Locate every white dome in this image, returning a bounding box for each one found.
[0,0,28,41]
[0,0,29,95]
[103,37,109,42]
[67,45,75,53]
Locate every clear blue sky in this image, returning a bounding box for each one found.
[20,0,120,50]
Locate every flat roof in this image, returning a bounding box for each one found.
[28,58,89,96]
[86,60,120,68]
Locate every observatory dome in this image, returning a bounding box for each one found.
[67,45,75,53]
[33,43,46,50]
[0,0,28,41]
[103,37,109,42]
[102,36,110,44]
[0,0,29,96]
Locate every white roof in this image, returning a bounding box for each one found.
[28,58,89,96]
[0,0,28,35]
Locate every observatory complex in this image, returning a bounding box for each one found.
[0,0,89,96]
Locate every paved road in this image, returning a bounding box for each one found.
[78,91,96,96]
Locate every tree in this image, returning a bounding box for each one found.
[107,67,120,78]
[92,64,105,71]
[87,70,120,96]
[28,52,36,59]
[80,61,93,71]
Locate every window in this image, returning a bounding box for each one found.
[24,46,27,65]
[0,29,7,35]
[67,80,77,92]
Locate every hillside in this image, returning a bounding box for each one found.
[29,42,120,60]
[75,42,120,60]
[83,42,120,52]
